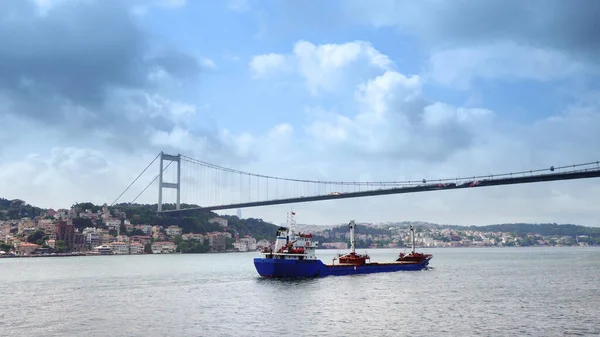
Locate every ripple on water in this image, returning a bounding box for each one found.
[1,248,600,337]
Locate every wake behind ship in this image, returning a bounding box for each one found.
[254,213,432,278]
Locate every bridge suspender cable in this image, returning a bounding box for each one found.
[110,153,160,206]
[181,155,600,186]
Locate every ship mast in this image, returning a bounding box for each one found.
[410,225,415,254]
[349,220,356,254]
[289,209,296,234]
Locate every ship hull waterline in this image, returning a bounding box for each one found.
[254,257,431,278]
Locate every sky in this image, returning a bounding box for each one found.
[1,0,600,227]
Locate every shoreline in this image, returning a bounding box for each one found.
[2,245,598,259]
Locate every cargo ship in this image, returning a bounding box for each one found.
[253,212,432,278]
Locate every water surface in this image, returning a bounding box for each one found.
[1,247,599,336]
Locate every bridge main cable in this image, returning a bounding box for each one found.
[180,155,600,186]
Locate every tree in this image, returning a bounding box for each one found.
[72,217,93,231]
[54,240,69,253]
[27,230,46,245]
[226,237,235,250]
[132,229,146,236]
[72,202,101,213]
[144,242,152,254]
[119,222,127,235]
[177,239,210,253]
[176,240,187,252]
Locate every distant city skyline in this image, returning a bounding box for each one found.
[1,1,599,227]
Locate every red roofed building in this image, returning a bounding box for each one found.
[17,242,40,255]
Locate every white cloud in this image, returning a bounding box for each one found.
[160,0,186,8]
[33,0,56,11]
[150,127,202,154]
[200,57,216,70]
[293,40,393,95]
[0,147,144,209]
[227,0,250,12]
[218,129,256,159]
[251,40,393,95]
[32,0,71,14]
[49,147,110,175]
[105,89,197,128]
[268,123,293,138]
[131,0,187,17]
[222,51,241,62]
[306,115,351,142]
[427,42,590,88]
[354,70,421,123]
[304,69,492,162]
[249,53,290,78]
[338,1,600,89]
[422,103,494,128]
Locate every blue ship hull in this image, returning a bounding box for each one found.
[253,257,431,279]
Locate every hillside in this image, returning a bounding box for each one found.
[107,203,280,240]
[1,198,280,240]
[0,198,46,220]
[3,197,600,243]
[310,223,399,249]
[309,221,600,248]
[441,223,600,237]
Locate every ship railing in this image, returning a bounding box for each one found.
[261,252,309,257]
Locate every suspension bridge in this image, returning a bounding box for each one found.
[111,152,600,216]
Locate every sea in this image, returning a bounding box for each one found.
[1,247,599,337]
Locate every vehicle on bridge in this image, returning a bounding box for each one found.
[457,180,483,188]
[435,182,457,188]
[253,213,432,279]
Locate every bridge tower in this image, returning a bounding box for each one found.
[157,152,181,212]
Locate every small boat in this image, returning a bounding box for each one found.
[93,245,112,255]
[253,213,432,278]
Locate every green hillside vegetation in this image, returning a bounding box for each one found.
[220,215,280,241]
[101,203,279,240]
[0,198,46,220]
